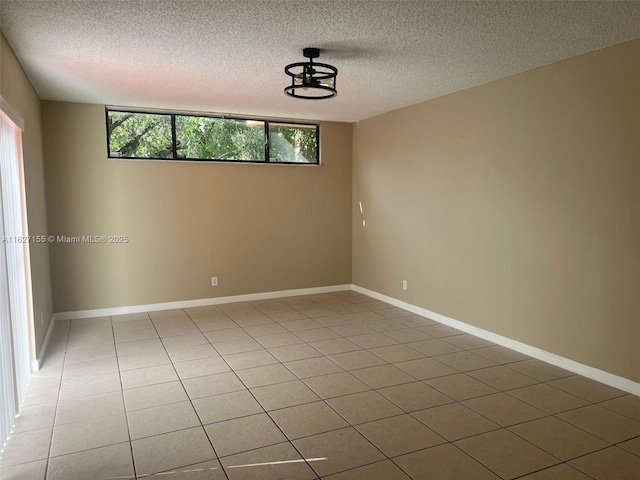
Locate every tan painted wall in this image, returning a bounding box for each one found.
[42,101,352,312]
[0,33,53,358]
[353,40,640,382]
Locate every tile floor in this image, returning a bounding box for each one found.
[1,291,640,479]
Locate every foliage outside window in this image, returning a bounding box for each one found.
[106,108,319,164]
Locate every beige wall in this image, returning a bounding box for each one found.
[42,101,352,312]
[0,33,54,358]
[353,40,640,382]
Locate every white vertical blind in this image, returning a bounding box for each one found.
[0,106,31,451]
[0,168,16,453]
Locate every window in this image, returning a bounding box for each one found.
[106,108,319,164]
[268,122,318,163]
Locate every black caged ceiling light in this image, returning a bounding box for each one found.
[284,48,338,100]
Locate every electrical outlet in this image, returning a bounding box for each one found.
[211,276,218,287]
[402,280,408,291]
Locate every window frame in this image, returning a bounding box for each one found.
[105,107,320,165]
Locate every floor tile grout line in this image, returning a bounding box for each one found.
[593,396,640,422]
[191,306,319,478]
[515,424,617,467]
[510,462,598,480]
[423,368,583,413]
[614,433,640,447]
[46,440,132,462]
[148,308,231,480]
[409,417,503,444]
[110,315,139,480]
[543,381,628,402]
[501,362,577,383]
[114,357,464,413]
[319,396,456,471]
[447,439,520,480]
[323,458,413,480]
[400,375,628,463]
[271,395,395,476]
[504,417,614,464]
[284,297,465,477]
[500,383,600,416]
[463,364,542,387]
[548,410,639,446]
[41,320,71,480]
[502,459,563,480]
[197,295,399,478]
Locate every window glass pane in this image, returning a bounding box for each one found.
[268,123,318,163]
[107,111,172,158]
[106,108,320,165]
[175,116,265,161]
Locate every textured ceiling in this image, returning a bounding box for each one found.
[1,1,639,122]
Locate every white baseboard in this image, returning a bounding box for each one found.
[352,285,640,396]
[31,312,55,372]
[53,284,352,321]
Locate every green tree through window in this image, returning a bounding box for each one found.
[107,109,319,164]
[269,123,317,163]
[107,112,172,159]
[175,116,264,161]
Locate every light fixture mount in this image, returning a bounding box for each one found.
[284,47,338,100]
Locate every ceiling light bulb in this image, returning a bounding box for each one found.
[320,78,334,89]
